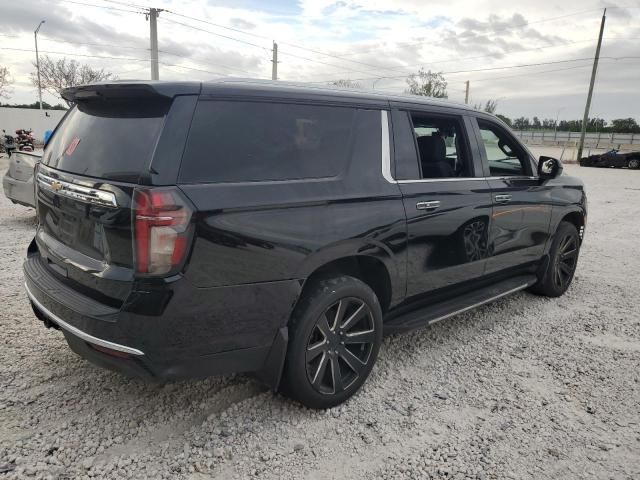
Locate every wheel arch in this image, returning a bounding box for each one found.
[262,253,393,393]
[559,210,586,242]
[298,255,394,315]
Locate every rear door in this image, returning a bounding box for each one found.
[34,89,195,304]
[471,117,552,274]
[390,106,492,298]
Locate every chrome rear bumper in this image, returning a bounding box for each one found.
[24,282,144,356]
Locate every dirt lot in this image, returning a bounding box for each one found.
[0,159,638,480]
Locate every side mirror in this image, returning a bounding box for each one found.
[538,156,563,180]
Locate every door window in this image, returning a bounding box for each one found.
[408,113,473,179]
[477,120,530,177]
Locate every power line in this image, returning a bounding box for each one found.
[101,0,149,9]
[54,0,145,14]
[335,8,610,59]
[40,37,148,52]
[311,56,640,85]
[307,38,603,81]
[17,29,637,84]
[160,16,393,79]
[38,36,254,74]
[160,17,271,52]
[162,10,404,72]
[0,46,242,77]
[164,10,271,41]
[0,46,150,62]
[277,49,385,77]
[161,6,615,76]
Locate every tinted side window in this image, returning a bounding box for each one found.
[408,112,473,179]
[477,120,530,177]
[179,101,356,183]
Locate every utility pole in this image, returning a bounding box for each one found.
[34,20,45,110]
[464,80,469,104]
[271,41,278,80]
[577,8,606,161]
[147,8,162,80]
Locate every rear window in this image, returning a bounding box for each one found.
[179,101,356,183]
[42,99,169,182]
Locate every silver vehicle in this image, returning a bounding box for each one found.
[2,151,39,208]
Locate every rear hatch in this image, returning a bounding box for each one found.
[34,83,197,306]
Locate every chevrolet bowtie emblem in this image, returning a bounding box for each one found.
[51,181,63,192]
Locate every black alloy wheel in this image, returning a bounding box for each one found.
[552,232,579,291]
[281,275,383,409]
[530,221,580,297]
[305,298,375,395]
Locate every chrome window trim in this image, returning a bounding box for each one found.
[381,110,395,183]
[485,175,539,181]
[397,177,488,184]
[37,172,118,208]
[379,110,540,184]
[25,282,144,356]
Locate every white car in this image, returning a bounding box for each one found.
[2,151,40,208]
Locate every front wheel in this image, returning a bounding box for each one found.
[628,158,640,169]
[531,221,580,297]
[281,276,383,409]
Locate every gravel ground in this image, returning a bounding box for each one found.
[0,158,639,480]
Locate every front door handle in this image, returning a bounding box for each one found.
[416,200,441,211]
[494,194,512,203]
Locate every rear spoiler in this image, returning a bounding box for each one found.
[61,82,202,103]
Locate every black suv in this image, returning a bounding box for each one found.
[24,80,586,408]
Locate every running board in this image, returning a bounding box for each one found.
[383,275,537,335]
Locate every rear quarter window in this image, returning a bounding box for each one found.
[179,101,357,183]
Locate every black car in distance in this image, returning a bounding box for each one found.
[24,80,586,409]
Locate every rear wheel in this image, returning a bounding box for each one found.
[531,221,580,297]
[281,276,382,409]
[628,158,640,169]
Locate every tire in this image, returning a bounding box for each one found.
[530,221,580,297]
[628,158,640,169]
[281,275,383,409]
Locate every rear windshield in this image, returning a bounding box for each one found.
[42,99,169,182]
[179,100,356,183]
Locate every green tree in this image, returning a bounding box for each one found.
[496,114,512,127]
[473,99,498,114]
[512,117,530,130]
[0,101,67,110]
[405,69,447,98]
[587,118,606,132]
[610,118,640,133]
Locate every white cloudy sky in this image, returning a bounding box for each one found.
[0,0,638,121]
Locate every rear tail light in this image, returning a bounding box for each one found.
[133,187,194,275]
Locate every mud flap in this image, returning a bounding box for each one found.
[256,327,288,391]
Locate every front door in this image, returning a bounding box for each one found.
[472,118,552,274]
[390,108,493,299]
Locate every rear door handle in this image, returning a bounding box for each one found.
[494,194,512,203]
[416,200,440,211]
